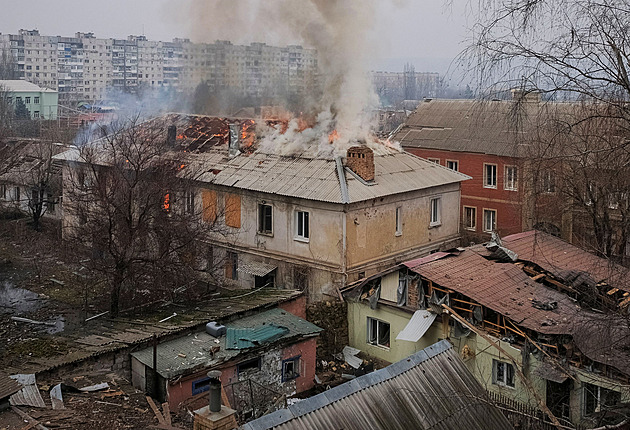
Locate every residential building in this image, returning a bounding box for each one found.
[0,79,58,119]
[394,98,566,243]
[56,113,469,301]
[372,70,442,106]
[243,340,513,430]
[0,139,68,221]
[131,307,322,415]
[343,230,630,427]
[0,30,319,105]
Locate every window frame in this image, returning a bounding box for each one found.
[446,159,459,171]
[367,317,391,349]
[427,157,440,164]
[429,197,441,227]
[464,206,476,231]
[395,206,402,236]
[492,359,515,388]
[583,383,621,416]
[237,357,261,376]
[483,208,497,233]
[281,356,300,382]
[504,165,518,191]
[258,203,273,235]
[191,376,211,395]
[295,210,310,242]
[541,170,556,194]
[483,163,498,189]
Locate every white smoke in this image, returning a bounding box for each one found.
[184,0,402,157]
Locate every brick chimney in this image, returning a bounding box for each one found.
[346,146,375,182]
[193,371,237,430]
[167,125,177,147]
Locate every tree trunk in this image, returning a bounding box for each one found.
[110,265,125,317]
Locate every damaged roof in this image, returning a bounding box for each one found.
[0,373,21,400]
[131,307,321,379]
[243,340,513,430]
[405,247,581,334]
[501,231,630,293]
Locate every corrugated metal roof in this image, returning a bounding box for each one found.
[502,230,630,292]
[0,374,22,400]
[237,261,277,277]
[395,310,437,342]
[131,307,322,379]
[226,325,289,350]
[242,340,513,430]
[406,248,579,334]
[9,374,45,408]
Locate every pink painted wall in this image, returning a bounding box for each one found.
[282,337,317,393]
[278,295,307,319]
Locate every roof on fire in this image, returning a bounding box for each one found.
[243,340,514,430]
[130,307,322,379]
[53,113,470,204]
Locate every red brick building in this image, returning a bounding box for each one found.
[395,99,563,243]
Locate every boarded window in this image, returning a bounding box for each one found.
[225,193,241,228]
[202,190,217,223]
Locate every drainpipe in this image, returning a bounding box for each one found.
[335,156,349,296]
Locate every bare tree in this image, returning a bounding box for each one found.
[468,0,630,262]
[62,116,232,317]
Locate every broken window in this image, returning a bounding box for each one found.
[295,210,309,240]
[583,383,620,416]
[237,357,261,376]
[492,359,515,388]
[430,197,441,226]
[484,163,497,188]
[367,317,390,348]
[258,203,273,234]
[191,376,211,395]
[282,356,300,382]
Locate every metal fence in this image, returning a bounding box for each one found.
[224,379,287,423]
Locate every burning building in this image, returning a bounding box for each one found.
[55,111,469,301]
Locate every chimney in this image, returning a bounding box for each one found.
[193,370,237,430]
[228,124,240,157]
[167,125,177,147]
[346,146,375,182]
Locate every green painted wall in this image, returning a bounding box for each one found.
[8,90,58,120]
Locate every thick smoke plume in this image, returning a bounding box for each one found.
[185,0,400,157]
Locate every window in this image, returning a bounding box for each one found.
[395,207,402,235]
[541,170,556,193]
[282,356,300,382]
[483,209,497,233]
[25,97,31,104]
[0,184,6,200]
[427,158,440,164]
[504,166,518,191]
[484,164,497,188]
[34,96,39,104]
[258,203,273,234]
[225,251,238,280]
[14,187,20,203]
[295,210,309,241]
[237,357,261,376]
[430,197,441,226]
[367,317,390,348]
[446,160,459,171]
[464,206,476,230]
[191,377,211,395]
[47,197,56,213]
[583,383,620,416]
[493,360,515,388]
[184,190,195,214]
[33,111,40,118]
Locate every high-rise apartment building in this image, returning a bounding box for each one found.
[0,29,319,107]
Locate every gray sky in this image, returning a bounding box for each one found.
[0,0,471,76]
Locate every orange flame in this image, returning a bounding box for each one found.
[328,129,339,144]
[163,193,170,212]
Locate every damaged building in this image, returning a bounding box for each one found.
[130,307,322,419]
[56,113,469,301]
[343,230,630,427]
